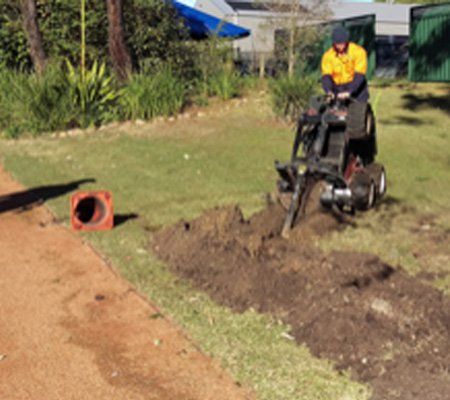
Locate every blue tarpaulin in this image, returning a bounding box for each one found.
[172,1,250,39]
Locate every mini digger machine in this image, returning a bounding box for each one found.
[276,95,386,237]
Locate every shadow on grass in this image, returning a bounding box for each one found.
[378,195,402,207]
[402,91,450,116]
[379,115,426,126]
[372,194,410,215]
[0,179,95,214]
[114,213,139,227]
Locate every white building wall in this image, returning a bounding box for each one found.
[233,14,275,55]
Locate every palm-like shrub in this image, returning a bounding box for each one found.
[66,60,120,128]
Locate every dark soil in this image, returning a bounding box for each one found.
[153,203,450,400]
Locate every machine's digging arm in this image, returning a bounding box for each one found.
[281,176,304,239]
[291,120,303,162]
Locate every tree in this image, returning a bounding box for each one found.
[106,0,132,80]
[20,0,46,74]
[260,0,331,76]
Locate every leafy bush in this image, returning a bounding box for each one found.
[124,0,197,77]
[191,37,244,100]
[0,0,195,75]
[269,74,319,121]
[119,69,186,120]
[0,1,107,71]
[0,3,30,70]
[40,0,108,67]
[194,37,229,86]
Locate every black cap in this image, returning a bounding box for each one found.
[332,26,349,44]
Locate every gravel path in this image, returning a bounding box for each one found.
[0,167,252,400]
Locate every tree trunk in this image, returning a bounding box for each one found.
[288,27,295,78]
[20,0,46,75]
[106,0,132,81]
[259,53,266,79]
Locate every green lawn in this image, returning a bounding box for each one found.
[1,83,449,399]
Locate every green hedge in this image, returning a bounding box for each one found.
[269,74,319,121]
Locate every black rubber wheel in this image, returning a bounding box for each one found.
[366,179,376,209]
[365,163,387,200]
[350,172,374,211]
[378,167,387,199]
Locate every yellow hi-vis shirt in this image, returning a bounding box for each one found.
[321,42,368,86]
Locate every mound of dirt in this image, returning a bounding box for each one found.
[153,205,450,400]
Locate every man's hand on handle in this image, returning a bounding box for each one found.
[337,92,351,100]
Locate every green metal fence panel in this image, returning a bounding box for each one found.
[409,3,450,82]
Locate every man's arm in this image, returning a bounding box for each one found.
[322,75,334,94]
[347,45,368,96]
[321,51,334,94]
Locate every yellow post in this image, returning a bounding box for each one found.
[80,0,86,82]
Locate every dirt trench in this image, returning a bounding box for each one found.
[153,202,450,400]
